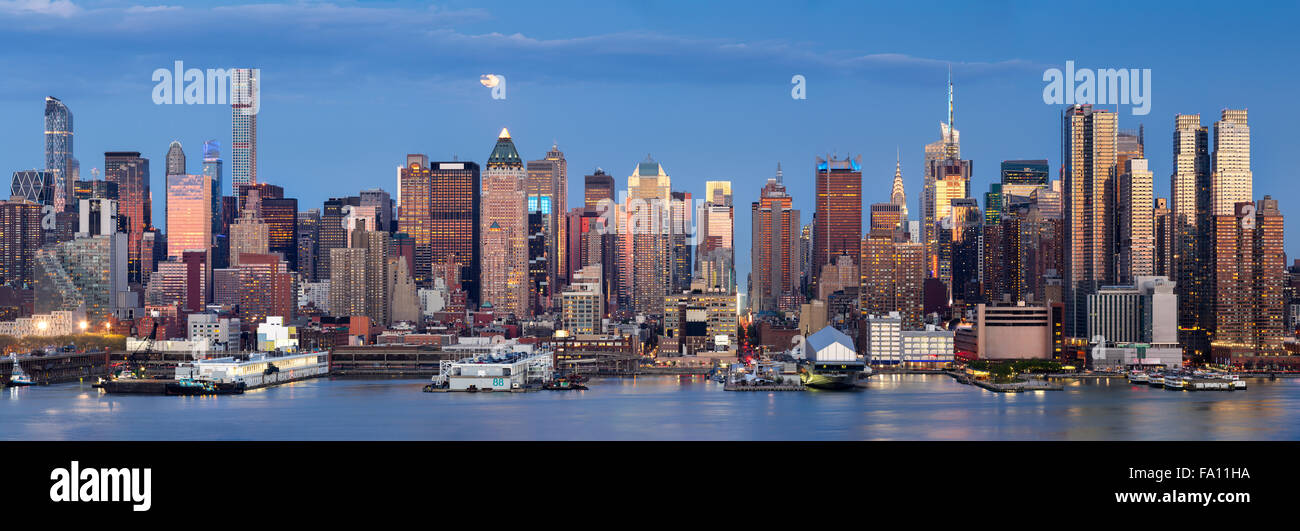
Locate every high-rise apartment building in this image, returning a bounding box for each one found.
[1171,113,1211,360]
[230,68,258,198]
[1062,104,1117,337]
[1211,110,1252,217]
[1118,158,1154,283]
[0,198,43,288]
[1210,197,1284,365]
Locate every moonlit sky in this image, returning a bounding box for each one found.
[2,0,1296,291]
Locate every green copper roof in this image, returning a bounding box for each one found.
[487,128,522,168]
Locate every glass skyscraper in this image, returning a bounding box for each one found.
[44,96,76,212]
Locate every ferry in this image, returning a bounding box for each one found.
[1126,370,1149,384]
[1147,373,1165,387]
[175,351,329,390]
[1163,374,1186,390]
[7,354,34,387]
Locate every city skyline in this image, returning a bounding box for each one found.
[1,1,1297,295]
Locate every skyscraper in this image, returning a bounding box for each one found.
[812,154,863,296]
[318,196,358,282]
[527,143,567,286]
[750,169,801,313]
[481,128,528,317]
[10,170,56,206]
[236,253,293,327]
[0,198,43,288]
[165,173,214,260]
[668,190,693,293]
[230,68,258,198]
[398,156,480,299]
[44,97,76,213]
[104,152,151,285]
[297,209,320,282]
[1171,113,1210,360]
[165,141,186,177]
[890,156,908,220]
[202,140,223,241]
[1062,104,1117,337]
[1118,158,1154,284]
[1210,197,1284,366]
[860,231,925,329]
[584,168,615,210]
[923,157,971,279]
[627,156,672,316]
[1211,109,1252,216]
[697,181,735,292]
[526,200,551,314]
[228,207,269,267]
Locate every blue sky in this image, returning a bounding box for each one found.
[1,0,1296,290]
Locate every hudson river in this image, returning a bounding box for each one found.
[3,375,1299,440]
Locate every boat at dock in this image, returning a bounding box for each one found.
[175,351,329,390]
[1125,369,1246,391]
[1163,374,1186,390]
[164,378,245,396]
[542,378,587,391]
[7,353,35,387]
[800,326,865,390]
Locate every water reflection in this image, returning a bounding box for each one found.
[1,375,1298,440]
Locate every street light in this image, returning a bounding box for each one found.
[79,321,89,332]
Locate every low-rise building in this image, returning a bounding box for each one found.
[187,313,240,352]
[975,301,1054,360]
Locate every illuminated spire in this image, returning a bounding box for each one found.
[891,147,907,218]
[498,127,511,140]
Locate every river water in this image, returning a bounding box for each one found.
[3,375,1298,440]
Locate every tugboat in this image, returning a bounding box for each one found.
[164,378,245,396]
[542,376,588,391]
[7,353,34,387]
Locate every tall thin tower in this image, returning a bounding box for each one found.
[231,68,258,200]
[1171,114,1210,360]
[1062,104,1117,338]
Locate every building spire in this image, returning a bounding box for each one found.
[947,65,954,142]
[776,162,783,183]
